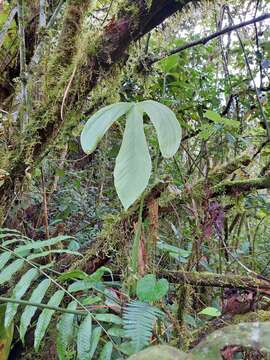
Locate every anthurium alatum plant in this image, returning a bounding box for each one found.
[80,101,182,209]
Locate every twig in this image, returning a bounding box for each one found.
[0,6,17,50]
[61,65,77,121]
[41,165,50,240]
[39,0,46,28]
[17,0,29,128]
[225,7,270,140]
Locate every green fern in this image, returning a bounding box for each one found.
[0,228,117,359]
[123,300,164,352]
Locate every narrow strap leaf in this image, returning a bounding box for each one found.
[89,326,102,359]
[0,252,11,271]
[98,341,113,360]
[19,279,51,343]
[77,313,92,360]
[5,268,39,328]
[56,300,77,360]
[0,259,24,286]
[14,235,73,253]
[27,249,82,260]
[34,290,64,351]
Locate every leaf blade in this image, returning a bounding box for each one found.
[19,279,51,343]
[77,314,92,360]
[141,100,181,158]
[34,290,64,351]
[81,102,132,154]
[114,105,152,209]
[5,268,39,328]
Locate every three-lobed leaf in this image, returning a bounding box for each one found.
[80,100,181,209]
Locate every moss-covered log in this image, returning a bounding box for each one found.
[212,176,270,196]
[159,270,270,290]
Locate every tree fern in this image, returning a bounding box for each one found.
[123,300,164,352]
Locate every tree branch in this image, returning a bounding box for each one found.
[145,12,270,66]
[0,6,17,50]
[212,177,270,197]
[159,270,270,290]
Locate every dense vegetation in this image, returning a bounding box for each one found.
[1,0,270,359]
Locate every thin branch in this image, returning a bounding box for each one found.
[0,6,17,50]
[225,7,270,140]
[17,0,29,128]
[31,0,65,66]
[146,13,270,66]
[39,0,46,28]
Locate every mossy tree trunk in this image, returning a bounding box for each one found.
[0,0,201,224]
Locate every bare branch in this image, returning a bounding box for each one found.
[39,0,46,28]
[0,6,17,50]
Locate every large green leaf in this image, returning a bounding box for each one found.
[136,274,169,302]
[114,105,152,209]
[5,268,39,328]
[77,314,92,360]
[19,279,51,342]
[57,301,77,360]
[34,290,64,351]
[141,100,181,158]
[80,102,132,154]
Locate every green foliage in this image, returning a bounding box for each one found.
[81,101,181,209]
[0,305,13,360]
[34,290,65,351]
[198,307,221,317]
[136,274,169,302]
[0,229,116,356]
[77,314,92,360]
[57,301,77,360]
[123,300,164,352]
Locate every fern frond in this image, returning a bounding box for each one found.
[19,278,51,342]
[123,300,164,352]
[5,268,39,328]
[0,228,114,356]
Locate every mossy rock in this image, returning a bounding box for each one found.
[127,345,192,360]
